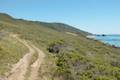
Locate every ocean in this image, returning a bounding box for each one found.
[95,35,120,47]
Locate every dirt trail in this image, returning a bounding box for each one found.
[28,45,45,80]
[6,34,45,80]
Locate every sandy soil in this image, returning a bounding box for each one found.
[5,34,45,80]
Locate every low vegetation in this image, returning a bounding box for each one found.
[0,32,28,76]
[0,13,120,80]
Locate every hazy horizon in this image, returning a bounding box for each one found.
[0,0,120,34]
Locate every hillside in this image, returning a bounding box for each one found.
[0,13,120,80]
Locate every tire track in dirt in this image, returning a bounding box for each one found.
[28,45,45,80]
[5,34,45,80]
[7,34,35,80]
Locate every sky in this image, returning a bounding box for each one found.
[0,0,120,34]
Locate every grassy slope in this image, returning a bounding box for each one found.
[0,13,120,80]
[0,32,28,76]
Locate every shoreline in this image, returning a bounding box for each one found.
[86,35,120,48]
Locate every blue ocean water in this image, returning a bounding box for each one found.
[95,35,120,47]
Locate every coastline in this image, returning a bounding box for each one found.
[86,35,120,48]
